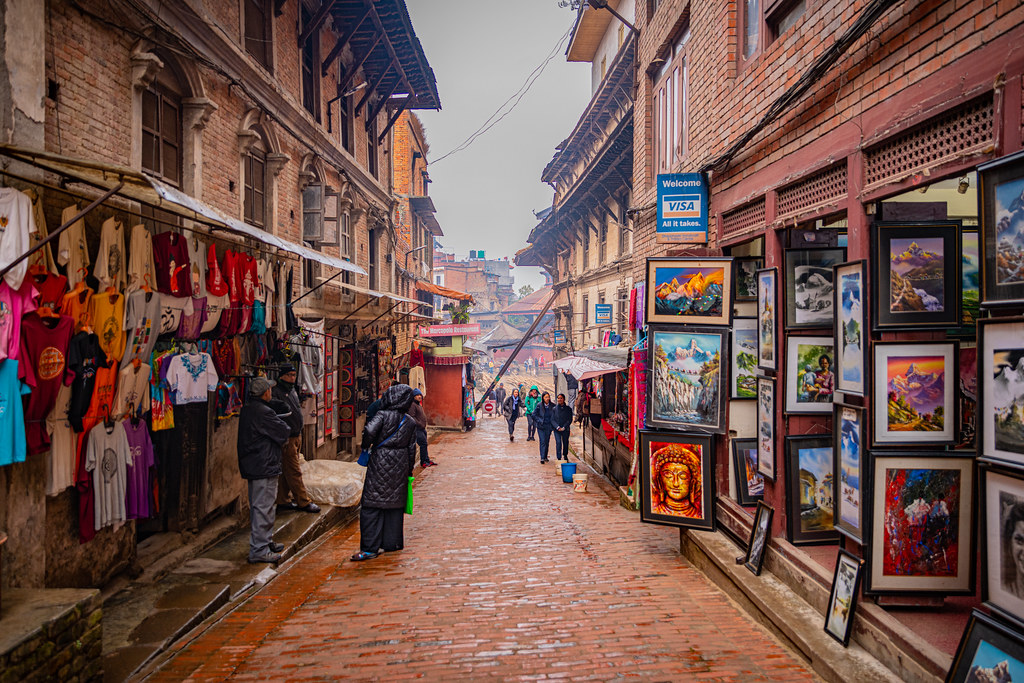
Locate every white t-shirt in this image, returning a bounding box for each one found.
[57,204,89,287]
[258,258,275,328]
[85,420,131,531]
[166,352,219,404]
[46,384,75,496]
[114,363,152,417]
[94,217,126,290]
[127,224,154,293]
[202,293,229,334]
[159,296,194,335]
[0,187,38,290]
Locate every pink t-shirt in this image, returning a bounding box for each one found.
[0,280,38,361]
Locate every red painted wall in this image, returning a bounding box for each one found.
[423,365,464,429]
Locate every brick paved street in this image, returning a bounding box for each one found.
[150,417,817,681]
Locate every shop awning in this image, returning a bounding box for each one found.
[0,144,366,276]
[572,346,630,366]
[415,280,474,302]
[551,354,626,381]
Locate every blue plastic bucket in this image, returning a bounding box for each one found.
[561,462,577,483]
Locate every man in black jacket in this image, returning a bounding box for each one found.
[238,377,293,564]
[273,366,320,514]
[407,389,435,467]
[494,382,507,419]
[552,393,574,461]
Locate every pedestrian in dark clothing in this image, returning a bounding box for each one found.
[493,383,507,420]
[273,366,320,514]
[534,392,555,463]
[237,377,293,564]
[524,385,540,441]
[352,384,418,562]
[552,393,573,461]
[366,381,400,422]
[408,388,435,467]
[503,388,522,442]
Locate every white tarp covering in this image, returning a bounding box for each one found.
[300,458,365,508]
[551,355,626,381]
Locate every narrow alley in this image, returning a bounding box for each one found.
[146,417,816,681]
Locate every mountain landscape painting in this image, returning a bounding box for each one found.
[962,231,979,326]
[652,266,726,319]
[731,319,757,399]
[838,407,861,534]
[651,329,723,431]
[995,176,1024,286]
[992,347,1024,455]
[889,238,945,313]
[886,355,946,432]
[839,267,864,392]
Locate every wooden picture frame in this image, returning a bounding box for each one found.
[645,257,733,326]
[784,248,846,330]
[743,501,774,576]
[947,609,1024,683]
[756,268,778,373]
[730,317,758,400]
[733,256,763,302]
[872,341,958,446]
[834,260,867,396]
[638,429,715,530]
[980,317,1024,467]
[834,403,865,544]
[757,376,776,481]
[865,452,975,595]
[785,335,836,414]
[646,325,728,434]
[981,462,1024,629]
[731,437,763,506]
[784,435,839,545]
[980,149,1024,309]
[872,221,961,330]
[825,549,865,647]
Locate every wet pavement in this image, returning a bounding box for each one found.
[147,417,817,681]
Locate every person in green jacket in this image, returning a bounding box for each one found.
[524,385,541,441]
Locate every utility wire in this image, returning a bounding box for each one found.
[431,24,574,165]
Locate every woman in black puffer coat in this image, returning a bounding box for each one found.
[351,383,418,561]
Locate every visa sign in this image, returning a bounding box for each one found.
[657,173,708,244]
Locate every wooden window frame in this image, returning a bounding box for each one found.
[141,82,182,187]
[300,7,321,122]
[243,0,273,72]
[243,142,267,228]
[739,0,808,65]
[367,116,378,178]
[652,27,689,176]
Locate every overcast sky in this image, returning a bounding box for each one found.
[405,0,592,293]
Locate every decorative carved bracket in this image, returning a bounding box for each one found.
[183,97,218,131]
[237,129,260,155]
[131,51,164,89]
[266,153,290,178]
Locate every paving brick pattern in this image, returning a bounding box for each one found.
[151,418,817,681]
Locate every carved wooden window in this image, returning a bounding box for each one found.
[243,140,267,228]
[141,71,182,187]
[244,0,272,71]
[653,27,689,174]
[300,7,320,122]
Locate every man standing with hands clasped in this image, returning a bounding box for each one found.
[408,388,436,468]
[274,365,320,514]
[238,377,293,564]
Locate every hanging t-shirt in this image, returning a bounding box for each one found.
[257,258,275,329]
[0,280,37,361]
[67,331,109,432]
[166,352,219,404]
[250,301,267,335]
[215,250,243,336]
[275,263,289,334]
[206,243,228,297]
[33,273,67,311]
[23,189,56,275]
[60,286,94,333]
[238,254,258,333]
[84,420,131,531]
[94,217,126,291]
[152,231,191,296]
[19,313,75,454]
[89,291,126,362]
[186,236,208,298]
[149,350,175,431]
[177,297,207,340]
[211,338,237,378]
[201,292,228,335]
[46,384,75,495]
[158,296,194,335]
[57,204,90,288]
[123,418,154,519]
[216,381,243,419]
[127,224,154,293]
[113,362,151,418]
[0,187,38,290]
[0,358,30,467]
[122,289,163,369]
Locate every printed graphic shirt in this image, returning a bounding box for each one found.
[60,286,94,333]
[0,280,37,361]
[0,358,30,466]
[177,296,207,340]
[89,291,126,362]
[84,420,131,531]
[158,296,194,335]
[57,204,89,287]
[123,418,154,519]
[238,253,258,332]
[122,289,163,369]
[201,292,228,335]
[33,273,68,310]
[0,187,38,290]
[166,352,219,404]
[149,350,175,431]
[46,384,75,495]
[19,313,74,454]
[206,243,228,297]
[113,362,151,418]
[152,231,191,296]
[67,332,109,432]
[94,217,126,291]
[186,236,208,298]
[127,224,154,293]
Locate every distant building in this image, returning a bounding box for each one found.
[434,251,516,331]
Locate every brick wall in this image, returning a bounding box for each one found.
[0,589,102,682]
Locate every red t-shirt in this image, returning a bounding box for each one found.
[237,254,257,333]
[34,273,68,310]
[20,313,75,454]
[214,250,241,337]
[206,243,228,297]
[152,232,191,296]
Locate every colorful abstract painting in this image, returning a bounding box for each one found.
[882,467,959,578]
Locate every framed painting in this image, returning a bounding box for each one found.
[785,336,835,414]
[872,221,961,330]
[730,317,758,399]
[980,318,1024,467]
[756,268,778,372]
[962,229,980,328]
[731,437,763,506]
[980,150,1024,308]
[959,344,977,450]
[743,501,774,576]
[834,260,867,396]
[784,248,846,330]
[835,404,865,544]
[947,610,1024,683]
[825,549,865,647]
[784,435,839,545]
[872,341,957,446]
[757,376,776,481]
[982,463,1024,627]
[865,452,974,595]
[733,256,763,302]
[638,430,715,530]
[647,325,727,434]
[646,257,733,326]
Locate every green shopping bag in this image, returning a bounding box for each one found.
[405,476,414,515]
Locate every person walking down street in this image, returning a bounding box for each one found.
[564,371,579,411]
[503,388,522,442]
[351,384,418,562]
[494,382,507,420]
[237,377,293,564]
[273,366,321,514]
[408,388,436,468]
[534,392,555,463]
[524,385,541,441]
[552,393,573,461]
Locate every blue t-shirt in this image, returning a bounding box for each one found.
[0,359,31,467]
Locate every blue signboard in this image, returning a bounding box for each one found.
[553,330,566,344]
[595,304,613,325]
[656,173,708,244]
